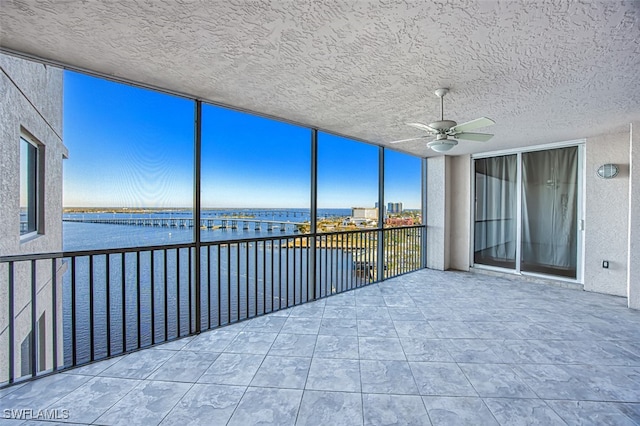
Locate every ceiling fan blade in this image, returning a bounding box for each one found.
[450,117,495,134]
[455,132,494,142]
[389,136,431,144]
[406,122,437,133]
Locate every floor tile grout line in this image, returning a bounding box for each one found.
[417,393,436,426]
[34,374,98,420]
[89,377,159,425]
[155,381,199,426]
[359,389,365,426]
[542,398,640,424]
[83,377,148,423]
[478,396,504,426]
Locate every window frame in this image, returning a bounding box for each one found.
[19,132,43,240]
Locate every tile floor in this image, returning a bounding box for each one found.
[1,269,640,425]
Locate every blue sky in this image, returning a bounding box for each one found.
[63,71,422,209]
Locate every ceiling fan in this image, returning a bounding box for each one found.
[390,88,495,153]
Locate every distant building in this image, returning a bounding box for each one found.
[0,53,68,380]
[351,207,378,220]
[386,217,414,226]
[342,217,376,227]
[387,202,403,214]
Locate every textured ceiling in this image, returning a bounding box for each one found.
[1,0,639,157]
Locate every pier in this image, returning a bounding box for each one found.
[63,217,305,232]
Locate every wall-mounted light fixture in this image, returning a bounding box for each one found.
[596,163,619,179]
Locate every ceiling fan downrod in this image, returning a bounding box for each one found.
[434,88,449,122]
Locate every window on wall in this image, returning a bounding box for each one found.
[384,149,422,227]
[20,135,40,236]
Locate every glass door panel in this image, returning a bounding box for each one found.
[474,155,518,269]
[521,146,578,278]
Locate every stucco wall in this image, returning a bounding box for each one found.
[0,53,66,256]
[0,53,66,381]
[449,155,471,271]
[584,131,630,296]
[427,131,634,301]
[426,156,450,270]
[628,122,640,309]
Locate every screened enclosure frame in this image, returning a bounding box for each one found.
[470,139,586,283]
[1,79,428,388]
[183,100,428,334]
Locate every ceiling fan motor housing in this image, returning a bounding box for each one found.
[434,88,449,98]
[428,120,457,131]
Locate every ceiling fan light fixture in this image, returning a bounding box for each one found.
[427,139,458,152]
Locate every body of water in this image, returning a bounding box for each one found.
[61,208,360,366]
[63,208,352,251]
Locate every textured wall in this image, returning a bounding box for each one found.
[426,156,450,270]
[0,53,66,380]
[0,55,63,135]
[628,123,640,309]
[428,133,635,299]
[449,155,471,271]
[584,131,630,296]
[0,53,65,256]
[0,1,638,157]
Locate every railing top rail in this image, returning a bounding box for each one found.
[0,225,425,263]
[0,241,195,263]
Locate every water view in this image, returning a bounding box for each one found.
[61,208,388,366]
[52,71,423,370]
[63,208,352,251]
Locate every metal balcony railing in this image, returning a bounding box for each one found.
[0,225,425,387]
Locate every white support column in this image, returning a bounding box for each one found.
[628,122,640,309]
[426,156,450,270]
[449,155,471,271]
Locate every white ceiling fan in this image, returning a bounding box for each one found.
[390,88,495,153]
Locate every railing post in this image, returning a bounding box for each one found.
[377,147,385,281]
[72,257,78,366]
[51,258,58,371]
[30,260,37,377]
[309,129,318,300]
[8,262,15,384]
[194,100,202,333]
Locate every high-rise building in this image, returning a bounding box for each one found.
[387,202,403,214]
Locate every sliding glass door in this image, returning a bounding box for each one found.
[521,147,578,278]
[474,145,581,280]
[474,155,517,269]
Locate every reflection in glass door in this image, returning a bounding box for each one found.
[474,155,517,269]
[474,145,581,280]
[521,147,578,278]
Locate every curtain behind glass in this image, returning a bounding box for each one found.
[521,147,578,278]
[474,155,517,269]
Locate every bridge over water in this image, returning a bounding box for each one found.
[63,217,305,232]
[205,210,310,218]
[200,210,342,219]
